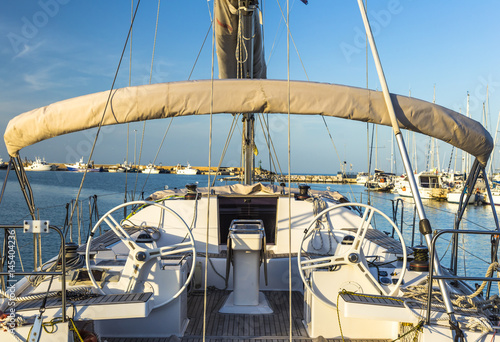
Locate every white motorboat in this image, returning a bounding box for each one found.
[397,171,448,200]
[2,2,500,342]
[141,163,161,174]
[25,157,57,171]
[175,163,198,175]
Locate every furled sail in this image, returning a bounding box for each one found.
[215,0,266,79]
[4,79,492,166]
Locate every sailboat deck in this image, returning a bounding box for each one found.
[14,292,152,312]
[103,290,390,342]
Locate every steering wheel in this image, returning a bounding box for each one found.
[298,202,407,307]
[85,200,196,306]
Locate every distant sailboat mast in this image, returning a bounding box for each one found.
[466,92,471,173]
[489,110,500,177]
[356,0,460,330]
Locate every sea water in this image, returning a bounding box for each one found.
[0,170,498,294]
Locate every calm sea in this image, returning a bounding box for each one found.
[0,170,498,293]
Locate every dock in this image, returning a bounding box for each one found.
[22,162,357,184]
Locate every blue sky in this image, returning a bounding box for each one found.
[0,1,499,174]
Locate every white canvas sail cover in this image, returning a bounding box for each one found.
[3,79,493,166]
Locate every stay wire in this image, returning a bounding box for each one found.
[69,0,142,227]
[203,2,216,341]
[273,0,308,80]
[188,21,214,81]
[257,114,283,178]
[140,1,212,196]
[141,117,173,195]
[286,1,293,341]
[0,158,12,207]
[211,114,240,187]
[124,0,134,213]
[133,0,161,201]
[321,116,358,202]
[13,157,36,219]
[277,0,350,200]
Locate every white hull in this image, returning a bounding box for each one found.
[142,164,160,174]
[482,192,500,205]
[397,185,433,199]
[25,158,56,171]
[142,169,160,174]
[176,169,198,175]
[176,163,198,175]
[65,157,101,172]
[396,172,447,200]
[446,191,475,204]
[25,164,53,171]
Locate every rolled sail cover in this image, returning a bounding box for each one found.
[3,80,493,166]
[215,0,266,79]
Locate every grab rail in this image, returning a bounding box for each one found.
[0,224,67,321]
[427,229,500,324]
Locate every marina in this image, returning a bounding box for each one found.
[1,1,500,342]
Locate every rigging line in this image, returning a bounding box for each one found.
[203,2,216,342]
[148,0,161,85]
[140,117,174,194]
[134,0,162,199]
[132,121,147,201]
[286,1,293,342]
[257,114,284,176]
[12,157,36,219]
[265,5,282,64]
[256,114,283,178]
[277,0,348,191]
[69,0,142,226]
[211,114,240,187]
[321,116,358,202]
[256,114,278,174]
[368,122,375,176]
[272,0,309,80]
[123,0,134,217]
[125,0,134,212]
[198,11,222,188]
[0,158,12,207]
[267,113,272,175]
[129,0,134,86]
[365,0,371,205]
[206,0,213,22]
[188,21,213,81]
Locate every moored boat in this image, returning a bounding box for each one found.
[141,163,161,174]
[365,170,395,192]
[175,162,198,175]
[64,157,102,172]
[25,157,57,171]
[397,171,448,200]
[355,171,370,185]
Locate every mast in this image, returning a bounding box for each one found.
[239,0,257,185]
[214,0,265,185]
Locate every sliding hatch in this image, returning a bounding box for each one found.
[218,196,278,245]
